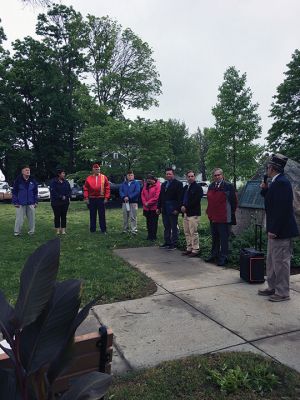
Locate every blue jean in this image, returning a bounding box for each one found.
[162,213,179,246]
[89,198,106,232]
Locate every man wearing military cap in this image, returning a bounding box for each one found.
[259,154,299,302]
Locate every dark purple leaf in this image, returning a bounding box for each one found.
[47,297,97,385]
[20,279,81,375]
[0,369,21,399]
[15,238,60,329]
[0,291,16,341]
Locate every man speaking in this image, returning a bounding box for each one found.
[259,154,299,302]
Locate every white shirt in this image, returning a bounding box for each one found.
[271,174,280,183]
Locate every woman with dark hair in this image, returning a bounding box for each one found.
[50,169,71,234]
[141,174,161,241]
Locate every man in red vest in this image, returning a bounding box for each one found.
[84,164,110,233]
[205,168,237,266]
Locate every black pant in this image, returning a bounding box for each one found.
[162,213,179,246]
[51,203,69,228]
[210,222,229,261]
[144,210,159,240]
[89,198,106,232]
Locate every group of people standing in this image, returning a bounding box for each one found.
[118,168,204,253]
[118,166,237,266]
[10,163,237,267]
[10,156,299,304]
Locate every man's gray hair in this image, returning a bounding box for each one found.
[212,168,223,175]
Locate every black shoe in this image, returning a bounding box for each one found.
[188,252,199,257]
[217,258,228,266]
[159,243,170,249]
[182,250,192,256]
[167,245,176,251]
[258,288,275,296]
[204,256,216,263]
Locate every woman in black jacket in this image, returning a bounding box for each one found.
[50,168,71,234]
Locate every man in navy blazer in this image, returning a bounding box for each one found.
[157,168,183,250]
[259,154,299,302]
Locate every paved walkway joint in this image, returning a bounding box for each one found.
[80,247,300,375]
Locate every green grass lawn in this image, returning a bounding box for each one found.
[0,200,209,305]
[108,352,300,399]
[1,199,299,304]
[0,201,155,304]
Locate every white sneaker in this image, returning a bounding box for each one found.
[14,233,20,236]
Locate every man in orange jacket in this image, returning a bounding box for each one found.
[84,164,110,233]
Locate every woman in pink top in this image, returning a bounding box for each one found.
[141,174,161,241]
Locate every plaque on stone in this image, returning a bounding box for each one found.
[239,180,265,209]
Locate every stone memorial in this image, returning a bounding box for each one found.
[233,157,300,236]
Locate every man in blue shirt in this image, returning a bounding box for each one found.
[12,166,38,236]
[119,171,141,234]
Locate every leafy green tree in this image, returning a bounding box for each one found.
[192,127,212,181]
[1,5,163,181]
[0,23,32,182]
[0,23,12,180]
[164,119,199,176]
[267,49,300,161]
[79,118,170,177]
[79,118,200,178]
[85,15,162,117]
[208,66,262,187]
[36,4,88,170]
[6,36,72,180]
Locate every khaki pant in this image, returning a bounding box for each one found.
[266,237,293,297]
[14,205,36,234]
[122,203,138,233]
[183,215,199,253]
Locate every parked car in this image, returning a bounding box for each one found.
[38,184,50,201]
[179,179,208,197]
[71,183,84,201]
[198,181,209,197]
[109,179,144,201]
[109,181,121,200]
[0,181,12,202]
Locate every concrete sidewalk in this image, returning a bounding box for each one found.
[77,247,300,375]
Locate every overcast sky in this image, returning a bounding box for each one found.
[2,0,300,142]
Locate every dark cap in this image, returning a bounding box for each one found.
[268,153,288,171]
[56,167,65,176]
[146,173,157,181]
